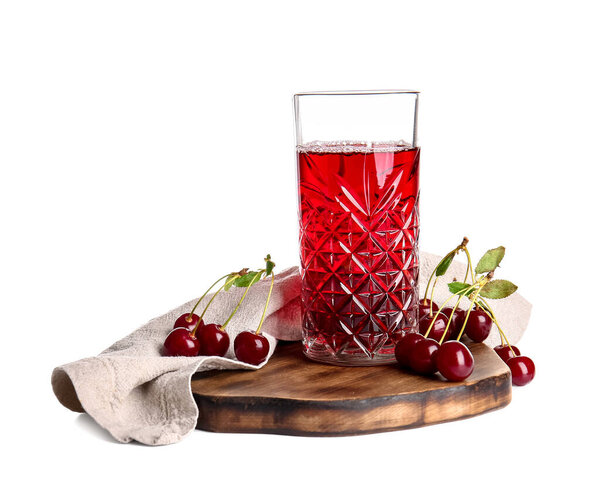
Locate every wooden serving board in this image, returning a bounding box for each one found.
[192,341,511,436]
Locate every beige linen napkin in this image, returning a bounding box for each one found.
[52,253,531,445]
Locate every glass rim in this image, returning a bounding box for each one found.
[294,89,419,97]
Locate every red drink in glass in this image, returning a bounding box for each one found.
[297,141,420,365]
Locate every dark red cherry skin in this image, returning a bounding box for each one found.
[451,308,467,338]
[197,323,230,357]
[419,298,438,309]
[391,330,407,345]
[394,333,424,368]
[464,309,492,342]
[234,331,270,365]
[436,341,474,382]
[441,307,465,340]
[408,338,440,375]
[419,299,439,319]
[507,356,535,386]
[163,328,200,357]
[173,313,203,332]
[494,344,521,363]
[419,312,449,342]
[440,306,456,327]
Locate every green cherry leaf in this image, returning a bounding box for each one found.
[223,273,238,291]
[448,282,473,295]
[475,246,506,274]
[479,279,518,299]
[435,252,456,277]
[233,271,263,288]
[265,254,275,276]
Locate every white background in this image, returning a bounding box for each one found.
[1,0,598,498]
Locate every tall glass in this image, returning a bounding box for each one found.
[294,90,420,366]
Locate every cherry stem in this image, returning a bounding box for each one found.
[222,271,263,329]
[462,245,476,283]
[423,282,479,339]
[438,297,463,344]
[428,277,440,314]
[255,272,275,336]
[478,297,517,356]
[422,270,435,308]
[424,239,466,307]
[456,286,487,342]
[191,274,239,335]
[463,253,471,282]
[189,274,230,317]
[456,292,479,342]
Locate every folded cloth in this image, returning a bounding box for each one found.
[52,253,531,445]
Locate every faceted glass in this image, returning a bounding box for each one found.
[294,91,420,365]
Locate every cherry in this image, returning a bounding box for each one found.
[419,312,449,342]
[232,265,276,366]
[234,330,270,365]
[394,332,424,368]
[197,323,230,357]
[163,328,200,357]
[419,298,439,319]
[436,341,474,381]
[464,309,492,342]
[440,307,465,340]
[451,308,467,338]
[174,313,203,332]
[391,330,407,344]
[507,356,535,386]
[494,344,521,362]
[408,338,440,375]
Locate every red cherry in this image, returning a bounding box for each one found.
[440,307,465,340]
[419,312,449,342]
[163,328,200,357]
[436,341,474,381]
[391,330,407,344]
[494,344,521,362]
[464,309,492,342]
[507,356,535,386]
[408,338,440,375]
[197,323,230,357]
[234,330,270,365]
[419,299,439,319]
[440,306,456,326]
[173,313,203,332]
[451,308,467,338]
[394,333,424,368]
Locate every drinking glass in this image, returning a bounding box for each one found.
[294,90,420,366]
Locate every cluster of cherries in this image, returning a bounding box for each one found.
[395,240,535,386]
[164,314,270,365]
[162,258,275,366]
[395,298,535,385]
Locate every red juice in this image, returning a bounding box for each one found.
[297,141,420,365]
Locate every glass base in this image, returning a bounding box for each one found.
[302,338,398,366]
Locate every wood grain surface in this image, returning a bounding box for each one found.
[192,341,511,436]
